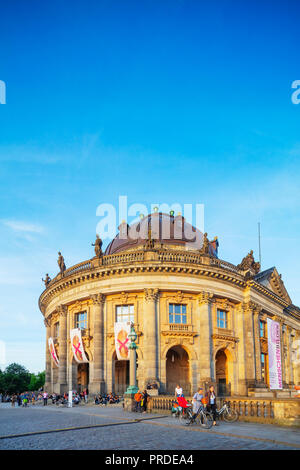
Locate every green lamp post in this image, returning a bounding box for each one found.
[125,324,139,394]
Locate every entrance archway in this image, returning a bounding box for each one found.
[215,349,231,396]
[113,351,138,395]
[166,345,190,395]
[77,363,89,392]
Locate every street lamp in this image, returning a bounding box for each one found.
[125,324,139,394]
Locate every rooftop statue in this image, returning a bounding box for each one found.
[237,250,260,274]
[199,232,210,254]
[58,251,66,275]
[92,234,103,257]
[42,273,51,287]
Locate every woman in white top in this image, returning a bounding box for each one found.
[175,384,183,397]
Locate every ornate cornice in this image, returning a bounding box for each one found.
[211,333,239,343]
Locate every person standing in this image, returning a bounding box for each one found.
[134,390,143,412]
[188,387,204,423]
[11,394,17,407]
[43,391,48,406]
[142,390,149,413]
[206,385,218,426]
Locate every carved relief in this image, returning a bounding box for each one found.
[144,288,159,302]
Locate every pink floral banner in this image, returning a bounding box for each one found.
[267,318,282,389]
[48,337,59,367]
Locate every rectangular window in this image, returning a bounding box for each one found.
[75,311,87,330]
[260,321,265,338]
[261,353,266,381]
[169,304,187,324]
[217,309,227,329]
[54,322,59,338]
[116,305,134,323]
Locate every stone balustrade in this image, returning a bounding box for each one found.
[148,395,300,426]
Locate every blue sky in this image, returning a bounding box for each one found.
[0,0,300,372]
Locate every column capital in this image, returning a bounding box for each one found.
[57,304,68,317]
[90,293,105,305]
[240,301,261,315]
[144,288,159,302]
[197,292,214,306]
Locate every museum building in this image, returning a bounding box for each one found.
[39,211,300,397]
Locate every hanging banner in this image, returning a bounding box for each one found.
[267,318,282,389]
[70,328,89,363]
[48,337,59,367]
[114,321,131,360]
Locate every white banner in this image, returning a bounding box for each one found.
[114,322,131,360]
[267,318,282,390]
[48,337,59,367]
[70,328,89,363]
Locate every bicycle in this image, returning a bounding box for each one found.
[186,405,213,429]
[207,401,238,423]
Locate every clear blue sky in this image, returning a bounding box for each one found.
[0,0,300,372]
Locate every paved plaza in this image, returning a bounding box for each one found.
[0,403,299,450]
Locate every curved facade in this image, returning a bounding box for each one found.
[39,213,300,397]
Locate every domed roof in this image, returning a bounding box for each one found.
[104,212,218,256]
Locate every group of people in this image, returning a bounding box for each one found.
[175,383,218,426]
[94,393,120,405]
[1,392,44,407]
[134,390,149,413]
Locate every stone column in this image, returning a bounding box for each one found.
[197,292,214,389]
[241,302,256,389]
[44,318,51,392]
[58,305,68,394]
[90,293,105,394]
[288,327,294,385]
[253,306,263,386]
[143,288,159,387]
[279,321,287,387]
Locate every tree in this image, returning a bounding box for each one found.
[28,371,45,391]
[2,363,31,394]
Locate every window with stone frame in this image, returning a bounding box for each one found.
[116,304,134,323]
[75,311,88,330]
[169,304,187,324]
[217,309,228,329]
[259,320,266,338]
[54,322,59,338]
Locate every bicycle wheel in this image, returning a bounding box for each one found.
[196,412,213,429]
[223,408,239,422]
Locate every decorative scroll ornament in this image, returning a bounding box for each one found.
[70,328,89,363]
[114,321,131,360]
[48,337,59,367]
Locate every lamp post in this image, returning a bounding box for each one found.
[125,324,139,395]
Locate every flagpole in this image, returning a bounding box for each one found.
[258,222,262,267]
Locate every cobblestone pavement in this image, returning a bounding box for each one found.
[0,403,299,450]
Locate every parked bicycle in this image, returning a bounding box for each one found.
[186,404,213,429]
[207,400,238,423]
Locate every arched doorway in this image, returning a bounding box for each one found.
[69,353,90,393]
[166,346,190,395]
[77,363,89,392]
[215,349,231,396]
[113,352,138,395]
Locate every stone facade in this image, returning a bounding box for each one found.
[39,214,300,397]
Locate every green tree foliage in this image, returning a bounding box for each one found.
[0,364,45,394]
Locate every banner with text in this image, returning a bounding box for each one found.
[70,328,89,363]
[114,322,131,360]
[267,318,282,389]
[48,337,59,367]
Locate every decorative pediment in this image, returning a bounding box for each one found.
[254,267,292,304]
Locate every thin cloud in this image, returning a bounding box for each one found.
[2,220,44,234]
